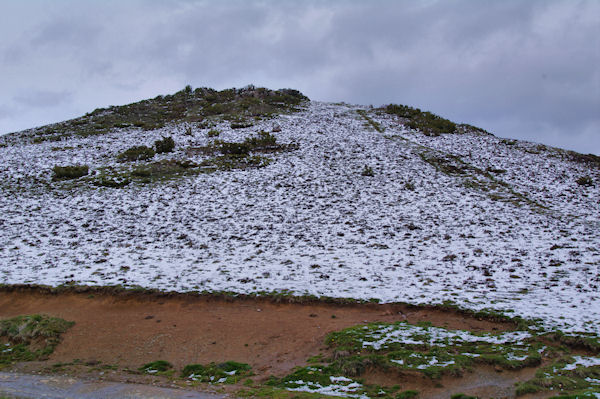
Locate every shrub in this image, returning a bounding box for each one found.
[181,361,251,382]
[207,129,220,138]
[139,360,173,373]
[230,121,253,129]
[404,181,415,190]
[218,141,250,156]
[117,145,155,162]
[361,165,374,177]
[93,175,131,188]
[397,391,419,399]
[568,151,600,167]
[576,176,593,186]
[244,131,277,148]
[1,314,74,364]
[52,165,89,180]
[385,104,457,135]
[154,136,175,153]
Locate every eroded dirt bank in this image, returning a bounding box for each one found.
[0,289,558,398]
[0,290,507,375]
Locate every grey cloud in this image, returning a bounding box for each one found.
[0,105,13,120]
[14,90,72,108]
[31,18,101,49]
[0,0,598,153]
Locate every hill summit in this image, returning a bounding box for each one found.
[0,86,598,334]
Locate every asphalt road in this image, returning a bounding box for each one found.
[0,372,227,399]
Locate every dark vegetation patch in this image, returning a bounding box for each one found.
[92,171,132,188]
[117,145,156,162]
[19,85,308,145]
[456,123,491,135]
[199,155,272,171]
[97,132,287,187]
[576,176,594,187]
[55,131,290,188]
[207,129,220,138]
[139,360,173,375]
[486,166,507,174]
[567,151,600,168]
[91,159,205,187]
[191,130,292,156]
[0,314,74,368]
[361,165,375,177]
[383,104,457,136]
[501,139,517,146]
[419,153,467,176]
[154,136,175,154]
[231,121,254,129]
[182,361,252,383]
[52,165,89,181]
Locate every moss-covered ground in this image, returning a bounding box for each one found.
[0,314,74,368]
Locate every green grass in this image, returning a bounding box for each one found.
[384,103,457,136]
[181,361,252,383]
[267,364,401,398]
[49,130,291,189]
[23,86,308,144]
[236,386,342,398]
[264,319,572,398]
[154,136,175,154]
[139,360,173,375]
[117,145,155,162]
[325,321,543,378]
[90,159,205,188]
[515,356,600,396]
[0,314,74,368]
[52,165,89,181]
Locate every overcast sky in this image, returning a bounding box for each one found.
[1,0,599,154]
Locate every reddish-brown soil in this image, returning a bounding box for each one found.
[0,290,506,374]
[0,290,554,398]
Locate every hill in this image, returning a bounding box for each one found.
[0,85,598,336]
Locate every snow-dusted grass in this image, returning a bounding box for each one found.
[325,321,544,379]
[285,375,369,399]
[0,102,598,334]
[181,361,252,384]
[356,323,532,350]
[516,355,600,396]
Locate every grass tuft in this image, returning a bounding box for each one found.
[0,314,74,367]
[52,165,89,181]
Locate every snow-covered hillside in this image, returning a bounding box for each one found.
[1,92,598,334]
